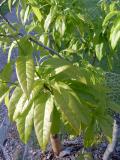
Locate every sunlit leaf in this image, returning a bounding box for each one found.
[8,0,12,12]
[34,93,54,150]
[0,82,9,104]
[16,56,34,97]
[95,43,104,61]
[8,41,17,63]
[32,6,43,22]
[44,7,56,32]
[25,104,34,143]
[110,19,120,49]
[103,11,119,28]
[24,5,30,24]
[13,94,27,121]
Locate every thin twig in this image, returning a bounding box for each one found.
[0,12,17,32]
[29,37,62,58]
[91,54,97,65]
[0,34,12,37]
[0,11,63,58]
[0,80,18,85]
[0,34,19,38]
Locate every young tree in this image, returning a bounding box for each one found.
[0,0,120,158]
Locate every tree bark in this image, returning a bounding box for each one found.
[50,134,61,156]
[103,120,120,160]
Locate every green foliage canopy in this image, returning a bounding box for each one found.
[0,0,120,150]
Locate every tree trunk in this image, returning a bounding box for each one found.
[50,134,61,156]
[103,120,120,160]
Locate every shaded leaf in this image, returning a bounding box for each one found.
[51,105,61,134]
[98,115,113,138]
[84,118,96,147]
[18,37,33,56]
[0,62,13,82]
[53,82,90,134]
[109,103,120,113]
[8,87,22,121]
[16,116,26,142]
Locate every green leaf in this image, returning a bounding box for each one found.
[69,80,100,105]
[44,7,56,32]
[32,6,42,22]
[110,19,120,49]
[84,118,96,147]
[13,94,27,121]
[25,104,34,143]
[43,56,70,68]
[44,12,52,32]
[51,105,61,134]
[0,82,8,98]
[34,93,54,150]
[98,115,113,138]
[15,104,34,143]
[8,0,12,12]
[21,80,44,115]
[95,43,104,61]
[55,16,66,36]
[42,57,86,81]
[24,5,30,24]
[8,87,23,121]
[53,82,90,134]
[0,82,9,104]
[109,103,120,113]
[4,92,10,107]
[0,62,13,82]
[16,116,26,142]
[103,11,119,28]
[8,41,17,63]
[61,114,77,135]
[16,56,34,97]
[18,37,33,56]
[60,17,66,36]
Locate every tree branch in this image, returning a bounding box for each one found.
[103,120,120,160]
[0,12,18,32]
[29,37,61,57]
[91,54,97,66]
[0,80,18,86]
[0,34,18,38]
[0,11,63,59]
